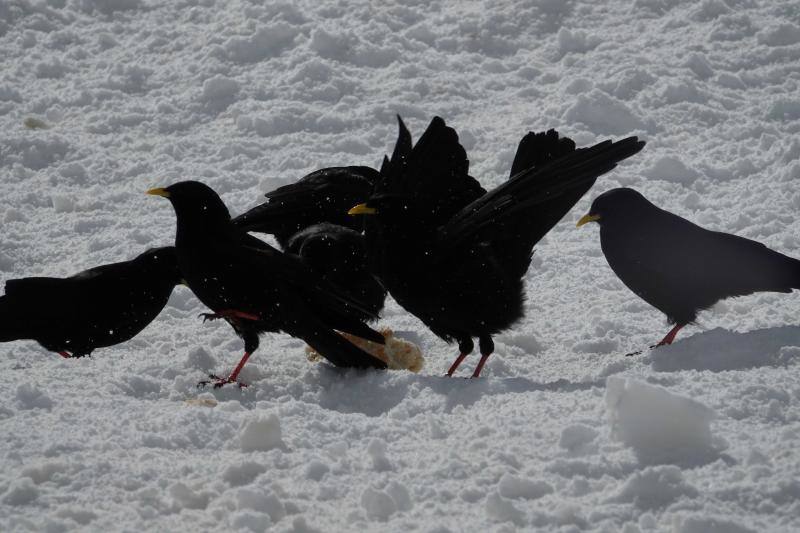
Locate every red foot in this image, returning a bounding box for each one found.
[198,374,248,389]
[654,324,684,347]
[199,309,260,323]
[471,354,490,378]
[197,351,252,389]
[58,351,71,359]
[445,353,468,377]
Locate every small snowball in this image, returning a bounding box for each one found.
[51,194,75,213]
[200,76,240,109]
[366,438,392,472]
[559,424,599,452]
[485,492,525,526]
[222,461,267,486]
[361,487,396,521]
[385,481,412,511]
[304,460,329,481]
[236,488,285,522]
[169,482,210,509]
[240,413,283,452]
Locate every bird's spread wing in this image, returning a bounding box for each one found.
[375,116,486,226]
[436,136,646,258]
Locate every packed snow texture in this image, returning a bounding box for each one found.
[1,0,800,531]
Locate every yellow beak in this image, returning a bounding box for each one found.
[147,188,170,198]
[576,213,601,227]
[348,203,377,215]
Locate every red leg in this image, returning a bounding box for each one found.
[655,324,684,347]
[199,309,260,323]
[57,351,71,359]
[471,354,490,378]
[446,353,468,377]
[199,352,252,389]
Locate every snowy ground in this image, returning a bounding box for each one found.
[1,0,800,531]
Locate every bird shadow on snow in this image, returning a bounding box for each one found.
[310,366,603,417]
[648,325,800,373]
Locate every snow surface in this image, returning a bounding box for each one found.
[1,0,800,531]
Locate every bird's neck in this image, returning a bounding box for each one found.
[175,216,232,248]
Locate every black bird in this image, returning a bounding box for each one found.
[350,117,645,377]
[0,247,179,358]
[285,223,386,317]
[577,187,800,346]
[233,166,380,248]
[148,181,387,388]
[233,167,387,315]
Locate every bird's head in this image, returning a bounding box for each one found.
[577,187,652,228]
[147,181,231,229]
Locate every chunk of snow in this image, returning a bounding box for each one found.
[236,487,285,522]
[361,487,397,521]
[366,438,392,472]
[485,492,526,526]
[169,482,210,510]
[239,413,282,452]
[605,377,719,465]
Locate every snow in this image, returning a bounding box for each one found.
[1,0,800,531]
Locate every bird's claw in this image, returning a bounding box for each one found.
[197,374,247,389]
[198,313,220,323]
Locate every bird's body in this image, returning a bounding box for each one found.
[285,223,386,317]
[149,181,386,387]
[233,166,387,316]
[580,188,800,344]
[353,117,645,376]
[0,247,179,357]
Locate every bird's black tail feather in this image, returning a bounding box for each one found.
[295,323,387,369]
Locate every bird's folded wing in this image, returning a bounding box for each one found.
[236,234,383,336]
[233,167,379,231]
